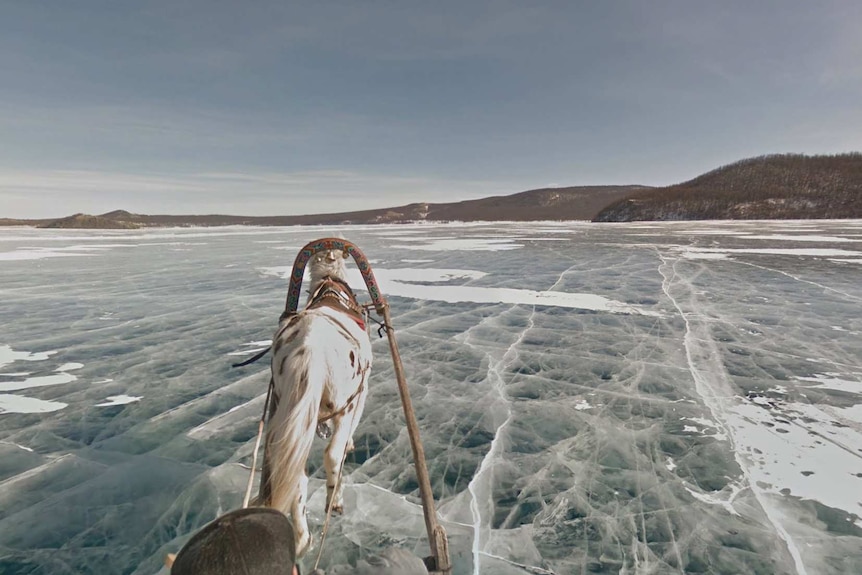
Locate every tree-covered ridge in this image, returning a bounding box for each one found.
[594,153,862,221]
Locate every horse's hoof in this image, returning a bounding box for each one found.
[296,533,313,558]
[326,502,344,515]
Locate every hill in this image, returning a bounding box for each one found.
[41,213,140,229]
[593,153,862,222]
[416,186,649,221]
[0,218,54,227]
[2,185,642,228]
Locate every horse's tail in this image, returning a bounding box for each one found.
[264,343,325,514]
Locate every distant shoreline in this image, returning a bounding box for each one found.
[4,152,862,227]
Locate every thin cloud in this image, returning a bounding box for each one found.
[1,1,860,219]
[0,168,513,218]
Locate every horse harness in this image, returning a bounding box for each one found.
[303,275,366,331]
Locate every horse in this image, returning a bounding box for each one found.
[257,248,372,557]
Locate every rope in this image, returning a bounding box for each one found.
[242,379,273,508]
[361,303,390,338]
[312,368,366,571]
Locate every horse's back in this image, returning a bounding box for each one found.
[273,307,371,368]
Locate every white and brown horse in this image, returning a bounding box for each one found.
[257,249,372,557]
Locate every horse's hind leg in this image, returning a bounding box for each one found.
[323,413,354,514]
[344,389,367,454]
[292,472,312,556]
[255,391,279,506]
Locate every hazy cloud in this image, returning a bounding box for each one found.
[1,1,860,217]
[0,168,512,218]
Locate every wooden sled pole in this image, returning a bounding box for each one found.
[382,304,451,574]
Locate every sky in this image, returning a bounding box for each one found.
[1,1,861,218]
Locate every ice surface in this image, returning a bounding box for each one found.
[1,221,862,574]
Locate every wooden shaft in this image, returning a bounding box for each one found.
[382,305,451,573]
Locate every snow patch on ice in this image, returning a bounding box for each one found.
[0,244,134,261]
[684,230,753,236]
[828,258,862,264]
[55,362,83,372]
[96,395,142,407]
[0,394,67,413]
[0,360,82,392]
[680,251,730,260]
[730,399,862,529]
[797,374,861,395]
[399,237,523,251]
[0,345,56,369]
[0,371,77,392]
[259,266,660,316]
[0,347,80,410]
[365,268,487,283]
[227,340,273,356]
[744,234,862,243]
[679,247,862,258]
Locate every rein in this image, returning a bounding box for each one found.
[242,378,274,508]
[313,366,369,572]
[317,378,365,425]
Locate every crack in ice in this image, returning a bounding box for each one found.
[461,306,535,575]
[735,259,861,303]
[657,252,808,575]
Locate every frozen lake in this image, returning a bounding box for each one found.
[1,220,861,574]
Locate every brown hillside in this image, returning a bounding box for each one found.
[594,153,862,221]
[24,185,643,228]
[42,213,140,229]
[424,186,645,221]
